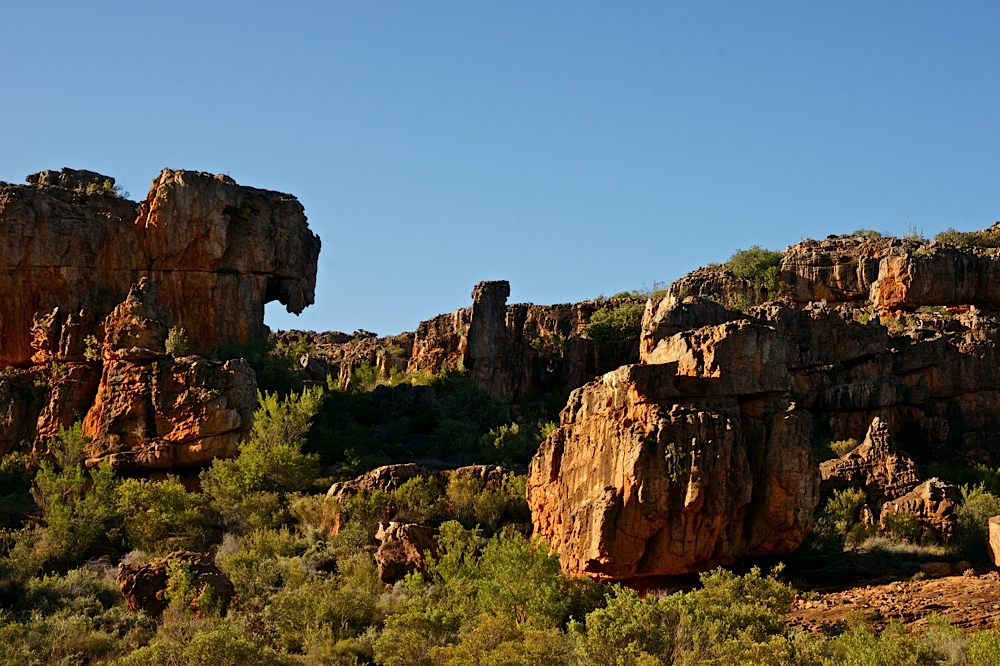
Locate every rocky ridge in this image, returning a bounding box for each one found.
[529,227,1000,580]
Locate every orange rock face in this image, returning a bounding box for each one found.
[0,169,319,468]
[528,362,818,579]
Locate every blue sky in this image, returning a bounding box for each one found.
[3,2,998,335]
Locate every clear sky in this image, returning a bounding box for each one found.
[3,2,998,335]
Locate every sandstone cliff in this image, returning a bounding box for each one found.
[530,226,1000,579]
[0,168,320,468]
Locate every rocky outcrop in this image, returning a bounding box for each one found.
[0,169,320,467]
[528,359,818,579]
[880,478,961,542]
[117,551,234,618]
[327,463,429,499]
[819,417,921,510]
[1,168,319,366]
[374,522,439,584]
[532,266,1000,578]
[283,280,640,405]
[666,229,1000,315]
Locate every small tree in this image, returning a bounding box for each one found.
[165,327,190,357]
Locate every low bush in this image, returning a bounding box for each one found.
[201,388,322,532]
[954,484,1000,560]
[164,327,189,357]
[935,226,1000,248]
[726,245,784,293]
[584,302,645,341]
[118,476,212,555]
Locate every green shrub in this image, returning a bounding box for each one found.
[726,245,784,293]
[572,586,679,666]
[218,528,304,603]
[29,424,121,569]
[480,422,525,463]
[530,332,567,372]
[881,511,923,543]
[430,613,572,666]
[392,475,447,524]
[721,292,750,312]
[164,327,189,357]
[84,334,102,362]
[201,388,322,531]
[232,336,305,396]
[584,302,645,341]
[935,226,1000,248]
[852,229,883,238]
[830,438,859,458]
[955,484,1000,560]
[117,476,212,554]
[809,488,872,552]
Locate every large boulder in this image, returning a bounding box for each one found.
[820,416,922,510]
[374,522,439,584]
[879,478,961,542]
[117,551,234,618]
[528,360,818,579]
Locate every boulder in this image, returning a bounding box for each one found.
[374,522,439,584]
[879,478,961,542]
[919,562,953,579]
[327,463,428,499]
[528,360,818,579]
[117,551,234,618]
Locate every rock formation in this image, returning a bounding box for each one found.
[879,478,961,542]
[117,551,234,618]
[531,227,1000,578]
[374,522,439,584]
[285,280,640,406]
[528,345,818,579]
[0,168,320,467]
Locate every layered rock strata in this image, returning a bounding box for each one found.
[0,169,319,467]
[531,261,1000,577]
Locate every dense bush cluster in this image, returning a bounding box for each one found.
[584,302,645,341]
[726,245,784,294]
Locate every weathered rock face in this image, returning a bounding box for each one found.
[117,551,234,618]
[880,478,961,542]
[374,522,439,584]
[1,168,319,366]
[819,417,921,510]
[0,169,319,467]
[284,280,640,405]
[677,231,1000,314]
[528,361,818,579]
[533,263,1000,578]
